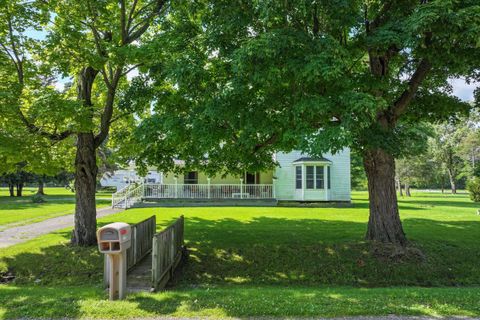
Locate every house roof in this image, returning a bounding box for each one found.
[292,156,332,163]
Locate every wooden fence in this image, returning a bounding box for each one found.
[104,215,156,287]
[151,215,185,291]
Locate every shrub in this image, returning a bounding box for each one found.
[31,194,46,203]
[466,177,480,202]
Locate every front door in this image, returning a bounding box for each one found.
[246,172,256,184]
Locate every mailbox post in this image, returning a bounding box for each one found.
[97,222,131,300]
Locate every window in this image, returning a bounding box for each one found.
[184,171,198,184]
[295,166,302,189]
[316,166,324,189]
[327,166,331,189]
[306,166,314,189]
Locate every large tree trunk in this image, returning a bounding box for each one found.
[8,183,14,197]
[72,66,99,246]
[37,178,45,195]
[447,169,456,194]
[72,132,98,246]
[363,148,407,246]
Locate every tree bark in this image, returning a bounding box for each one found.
[447,169,456,194]
[16,183,23,197]
[363,148,407,246]
[71,66,99,246]
[8,183,14,197]
[405,182,411,197]
[72,132,98,246]
[37,178,45,195]
[397,178,403,196]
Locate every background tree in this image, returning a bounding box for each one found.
[430,122,468,194]
[0,0,167,245]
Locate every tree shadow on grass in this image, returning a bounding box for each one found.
[1,214,480,318]
[131,286,480,318]
[0,286,98,319]
[0,230,103,286]
[179,216,480,287]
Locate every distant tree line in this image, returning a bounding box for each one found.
[352,112,480,194]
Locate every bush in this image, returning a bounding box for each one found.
[466,177,480,202]
[31,194,46,203]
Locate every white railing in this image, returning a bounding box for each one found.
[111,184,132,208]
[112,182,275,209]
[111,183,144,209]
[144,183,274,199]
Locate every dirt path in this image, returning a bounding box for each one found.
[0,207,123,248]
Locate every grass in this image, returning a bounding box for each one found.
[0,190,479,318]
[0,285,479,318]
[0,187,111,228]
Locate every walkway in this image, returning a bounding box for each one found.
[0,207,123,248]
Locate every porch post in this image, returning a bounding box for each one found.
[207,178,211,199]
[174,177,178,198]
[240,178,244,199]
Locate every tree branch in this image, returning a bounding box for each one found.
[94,68,123,147]
[253,134,278,152]
[391,59,431,120]
[126,0,166,44]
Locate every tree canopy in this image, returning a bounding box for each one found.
[126,0,479,246]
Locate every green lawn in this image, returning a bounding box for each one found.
[0,187,111,228]
[0,190,479,318]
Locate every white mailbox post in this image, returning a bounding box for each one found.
[97,222,131,300]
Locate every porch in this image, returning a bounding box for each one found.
[112,182,275,209]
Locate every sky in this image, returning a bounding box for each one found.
[448,78,478,102]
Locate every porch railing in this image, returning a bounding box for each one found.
[112,183,274,209]
[144,183,274,199]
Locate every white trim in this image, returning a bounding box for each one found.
[292,161,332,166]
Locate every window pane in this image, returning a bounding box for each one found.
[316,166,324,189]
[306,166,314,189]
[327,166,331,189]
[295,166,302,189]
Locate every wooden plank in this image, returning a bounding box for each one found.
[150,215,185,292]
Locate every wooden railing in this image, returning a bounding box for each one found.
[104,216,156,287]
[126,216,156,270]
[151,215,185,291]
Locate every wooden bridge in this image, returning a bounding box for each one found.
[104,215,185,292]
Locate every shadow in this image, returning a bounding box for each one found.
[175,216,480,287]
[0,195,110,211]
[0,230,103,287]
[0,211,479,317]
[0,286,101,319]
[130,285,480,318]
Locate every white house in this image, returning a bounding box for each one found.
[107,149,351,207]
[274,149,351,202]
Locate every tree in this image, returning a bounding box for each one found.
[129,1,478,248]
[0,0,167,245]
[430,122,469,194]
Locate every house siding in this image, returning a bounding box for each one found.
[274,149,351,202]
[162,171,274,185]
